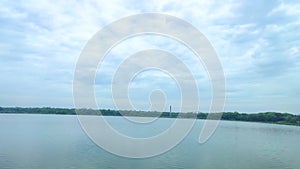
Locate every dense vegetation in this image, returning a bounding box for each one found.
[0,107,299,126]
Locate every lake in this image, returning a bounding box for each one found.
[0,114,299,169]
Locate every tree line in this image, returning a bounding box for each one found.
[0,107,299,126]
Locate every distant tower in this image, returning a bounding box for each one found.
[169,105,172,117]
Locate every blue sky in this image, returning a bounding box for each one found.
[0,0,299,114]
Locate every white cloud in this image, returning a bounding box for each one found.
[268,2,300,17]
[0,0,299,113]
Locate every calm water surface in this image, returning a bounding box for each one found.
[0,114,299,169]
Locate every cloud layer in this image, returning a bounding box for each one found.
[0,0,299,114]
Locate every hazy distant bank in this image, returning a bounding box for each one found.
[0,107,299,126]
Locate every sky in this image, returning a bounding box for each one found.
[0,0,299,114]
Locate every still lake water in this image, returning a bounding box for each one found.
[0,114,299,169]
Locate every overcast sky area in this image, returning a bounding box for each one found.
[0,0,299,114]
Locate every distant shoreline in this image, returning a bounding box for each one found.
[0,107,299,126]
